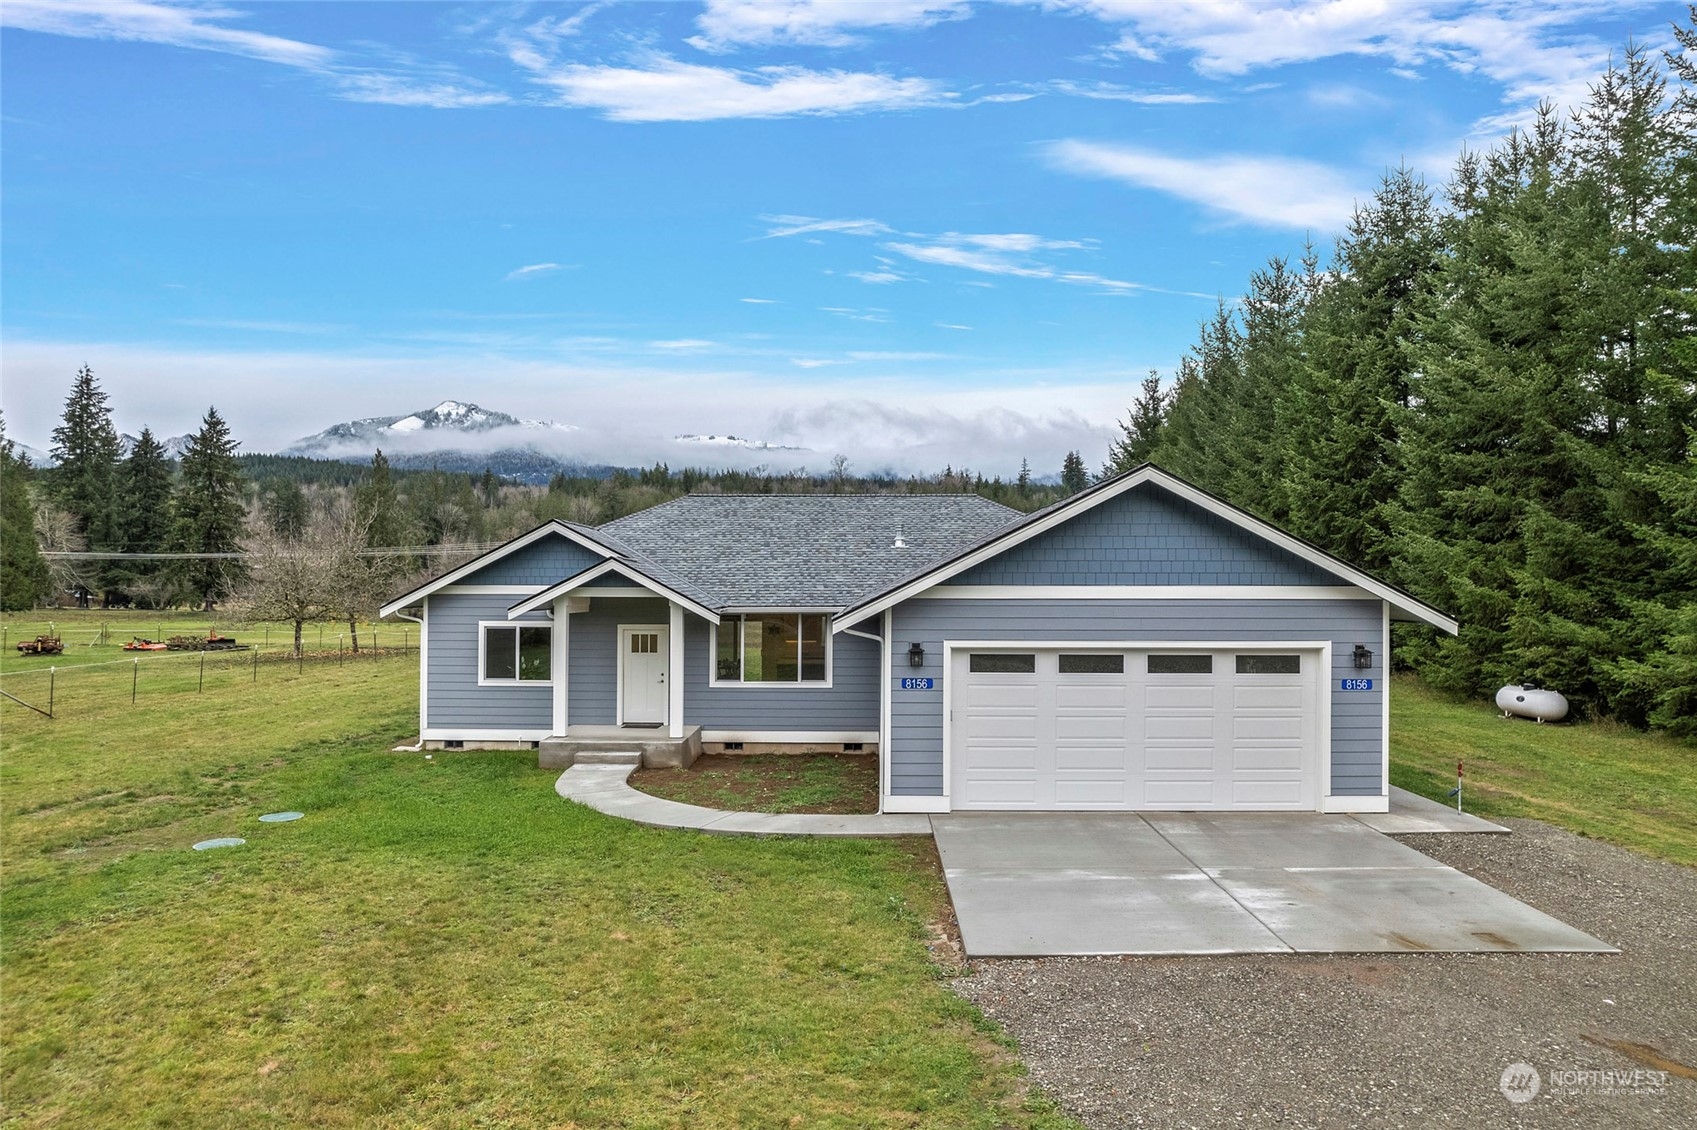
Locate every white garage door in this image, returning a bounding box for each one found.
[950,648,1321,811]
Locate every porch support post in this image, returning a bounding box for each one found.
[551,596,570,736]
[667,602,685,739]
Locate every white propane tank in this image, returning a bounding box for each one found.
[1496,684,1570,723]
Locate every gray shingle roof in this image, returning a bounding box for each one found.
[599,494,1022,608]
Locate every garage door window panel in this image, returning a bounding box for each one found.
[970,653,1036,674]
[1149,654,1213,674]
[1236,654,1302,675]
[1059,654,1124,674]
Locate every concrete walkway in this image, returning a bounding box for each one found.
[554,764,934,837]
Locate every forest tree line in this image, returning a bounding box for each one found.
[1104,32,1696,735]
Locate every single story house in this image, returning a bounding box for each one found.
[380,464,1457,814]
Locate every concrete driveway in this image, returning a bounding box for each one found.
[932,812,1617,956]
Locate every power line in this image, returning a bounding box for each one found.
[42,543,502,560]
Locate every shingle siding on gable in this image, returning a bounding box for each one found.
[462,533,604,587]
[951,483,1339,587]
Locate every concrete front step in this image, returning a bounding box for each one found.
[574,749,641,766]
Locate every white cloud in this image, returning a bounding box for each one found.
[688,0,971,52]
[1,0,334,67]
[504,262,563,281]
[1058,0,1629,138]
[790,357,846,368]
[739,297,779,303]
[651,339,716,350]
[935,322,973,330]
[0,338,1133,476]
[1043,139,1363,231]
[762,214,893,239]
[519,55,950,121]
[1047,80,1221,105]
[820,306,893,322]
[847,269,908,284]
[334,72,509,109]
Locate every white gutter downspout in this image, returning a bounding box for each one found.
[841,621,887,813]
[391,608,426,751]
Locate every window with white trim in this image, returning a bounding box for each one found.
[713,614,829,683]
[481,623,551,683]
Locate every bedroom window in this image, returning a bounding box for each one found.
[713,614,830,683]
[482,623,551,683]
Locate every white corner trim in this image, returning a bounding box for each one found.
[879,608,893,814]
[1381,600,1392,805]
[551,597,570,735]
[926,585,1373,601]
[668,603,685,739]
[881,795,948,813]
[835,467,1458,635]
[701,730,879,743]
[1322,795,1391,814]
[380,520,617,617]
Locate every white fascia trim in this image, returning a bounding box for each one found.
[702,730,879,743]
[926,585,1373,601]
[1322,795,1391,814]
[438,584,547,595]
[881,795,948,813]
[476,619,555,688]
[720,606,842,615]
[836,467,1459,636]
[879,609,892,814]
[1381,601,1392,804]
[422,728,552,742]
[380,521,618,617]
[508,559,720,624]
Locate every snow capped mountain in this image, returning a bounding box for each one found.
[673,433,804,452]
[119,432,193,460]
[286,400,575,456]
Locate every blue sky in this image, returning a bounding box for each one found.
[2,1,1685,475]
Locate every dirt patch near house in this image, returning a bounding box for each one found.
[630,753,879,815]
[953,817,1696,1129]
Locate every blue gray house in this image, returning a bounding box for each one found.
[381,465,1456,814]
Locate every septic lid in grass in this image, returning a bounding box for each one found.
[193,837,246,851]
[258,811,304,823]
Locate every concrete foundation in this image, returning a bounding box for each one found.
[701,742,878,757]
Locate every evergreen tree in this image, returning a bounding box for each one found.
[1105,370,1168,475]
[171,407,248,610]
[261,479,310,539]
[1061,451,1089,494]
[48,365,121,598]
[357,449,407,548]
[0,414,52,610]
[479,466,500,508]
[1016,458,1032,495]
[112,428,176,606]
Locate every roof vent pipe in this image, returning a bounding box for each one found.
[893,522,907,550]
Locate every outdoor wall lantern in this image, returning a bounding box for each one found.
[1352,644,1374,670]
[908,642,926,668]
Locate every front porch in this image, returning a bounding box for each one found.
[538,724,704,771]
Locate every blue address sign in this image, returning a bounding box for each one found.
[1340,678,1374,691]
[900,677,936,690]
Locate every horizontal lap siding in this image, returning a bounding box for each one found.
[682,617,879,731]
[953,483,1339,586]
[567,597,668,725]
[467,534,605,586]
[426,593,552,731]
[887,598,1384,797]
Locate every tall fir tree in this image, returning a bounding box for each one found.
[1060,451,1089,494]
[1104,370,1169,475]
[0,414,52,610]
[171,407,248,610]
[48,365,121,599]
[261,479,310,539]
[111,427,176,606]
[1016,457,1032,495]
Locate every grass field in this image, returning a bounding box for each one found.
[1390,676,1697,867]
[0,612,1074,1129]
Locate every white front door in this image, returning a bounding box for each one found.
[619,625,669,726]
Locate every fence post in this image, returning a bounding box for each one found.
[48,667,55,718]
[253,647,258,682]
[318,623,323,650]
[199,649,206,692]
[339,636,344,666]
[132,658,138,704]
[265,625,270,647]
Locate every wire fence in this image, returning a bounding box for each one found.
[0,629,415,720]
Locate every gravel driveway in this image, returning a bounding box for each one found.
[953,818,1695,1128]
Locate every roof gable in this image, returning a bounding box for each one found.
[379,521,617,617]
[836,466,1458,633]
[953,481,1339,587]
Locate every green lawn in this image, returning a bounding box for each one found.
[0,613,1072,1129]
[1391,675,1697,867]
